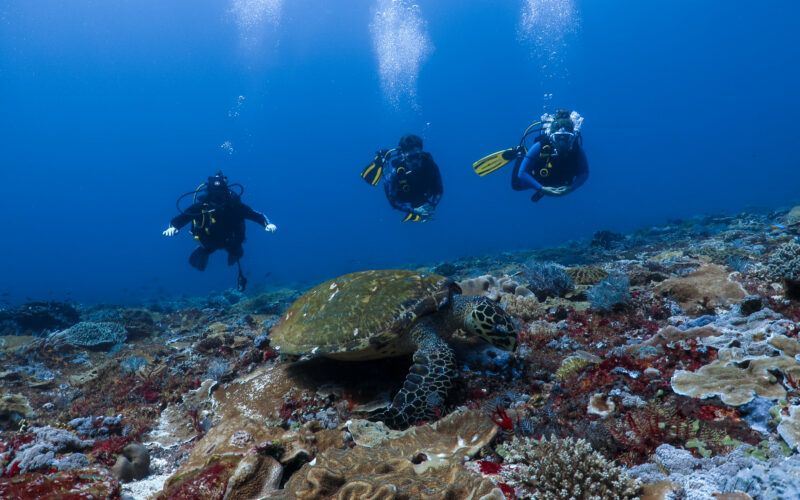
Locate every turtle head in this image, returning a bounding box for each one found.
[454,296,517,351]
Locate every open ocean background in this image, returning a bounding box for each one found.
[1,0,797,304]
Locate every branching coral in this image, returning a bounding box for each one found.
[499,435,641,499]
[768,241,800,281]
[587,273,630,312]
[521,261,574,300]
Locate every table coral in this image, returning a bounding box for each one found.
[656,264,746,316]
[671,348,800,406]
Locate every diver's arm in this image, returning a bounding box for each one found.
[515,142,544,192]
[424,155,443,207]
[240,202,277,231]
[169,205,199,230]
[570,148,589,191]
[241,203,270,226]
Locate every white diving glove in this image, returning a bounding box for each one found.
[265,223,277,232]
[163,226,179,237]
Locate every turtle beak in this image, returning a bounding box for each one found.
[493,323,517,351]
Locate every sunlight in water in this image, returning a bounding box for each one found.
[370,0,433,110]
[230,0,283,47]
[518,0,578,81]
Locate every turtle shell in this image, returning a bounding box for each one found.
[270,270,457,360]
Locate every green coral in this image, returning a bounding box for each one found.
[745,440,792,461]
[685,438,712,458]
[499,435,641,499]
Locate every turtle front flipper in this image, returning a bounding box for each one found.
[370,318,456,429]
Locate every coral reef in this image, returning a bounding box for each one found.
[629,443,800,499]
[3,206,800,496]
[0,301,79,336]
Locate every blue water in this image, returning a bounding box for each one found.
[1,0,798,304]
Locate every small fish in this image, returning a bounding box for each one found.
[769,223,787,232]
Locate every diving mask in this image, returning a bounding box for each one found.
[549,128,577,152]
[207,172,229,191]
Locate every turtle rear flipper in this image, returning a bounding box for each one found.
[369,319,455,429]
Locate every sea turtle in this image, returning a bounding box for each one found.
[270,269,517,428]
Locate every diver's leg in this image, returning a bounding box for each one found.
[370,318,456,429]
[189,246,211,271]
[226,243,244,266]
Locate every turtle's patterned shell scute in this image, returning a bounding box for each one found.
[270,270,456,359]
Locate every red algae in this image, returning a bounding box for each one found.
[0,468,121,500]
[478,460,502,474]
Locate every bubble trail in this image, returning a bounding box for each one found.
[230,0,283,46]
[518,0,579,81]
[370,0,433,109]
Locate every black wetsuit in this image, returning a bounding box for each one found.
[511,136,589,193]
[170,194,268,271]
[384,152,443,213]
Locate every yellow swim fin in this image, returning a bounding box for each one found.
[402,212,424,223]
[472,147,520,177]
[361,160,384,186]
[361,149,397,186]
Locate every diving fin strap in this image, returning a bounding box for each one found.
[472,147,521,177]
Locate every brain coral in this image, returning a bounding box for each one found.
[566,266,609,286]
[279,408,503,499]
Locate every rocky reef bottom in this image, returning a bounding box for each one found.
[4,206,800,499]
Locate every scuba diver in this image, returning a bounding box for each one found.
[360,134,443,222]
[472,109,589,202]
[162,171,277,291]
